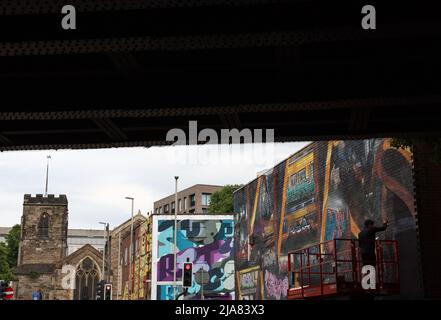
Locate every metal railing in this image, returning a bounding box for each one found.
[287,238,399,299]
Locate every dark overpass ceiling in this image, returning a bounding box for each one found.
[0,0,440,151]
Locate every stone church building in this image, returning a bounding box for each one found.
[13,194,104,300]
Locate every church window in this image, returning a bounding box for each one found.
[74,257,100,300]
[38,213,49,238]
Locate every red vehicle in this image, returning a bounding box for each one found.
[287,238,399,299]
[0,281,14,300]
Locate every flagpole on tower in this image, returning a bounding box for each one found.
[45,155,51,196]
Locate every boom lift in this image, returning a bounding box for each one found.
[287,238,399,299]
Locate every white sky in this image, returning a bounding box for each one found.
[0,142,309,229]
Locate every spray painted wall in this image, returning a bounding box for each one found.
[151,214,235,300]
[121,218,151,300]
[234,139,422,299]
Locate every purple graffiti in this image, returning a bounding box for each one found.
[264,270,288,300]
[157,239,232,281]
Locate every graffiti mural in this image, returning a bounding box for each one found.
[122,218,151,300]
[237,266,262,300]
[234,139,421,299]
[151,215,235,300]
[264,270,288,300]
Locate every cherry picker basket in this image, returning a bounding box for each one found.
[287,238,399,299]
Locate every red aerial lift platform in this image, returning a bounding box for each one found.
[287,238,400,299]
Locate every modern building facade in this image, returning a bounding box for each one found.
[153,184,223,215]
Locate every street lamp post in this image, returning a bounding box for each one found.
[173,176,179,300]
[125,196,134,299]
[117,232,121,300]
[99,222,108,281]
[106,223,110,282]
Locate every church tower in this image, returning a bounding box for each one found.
[14,194,68,300]
[18,194,68,265]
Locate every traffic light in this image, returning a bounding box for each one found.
[104,283,112,300]
[182,262,193,288]
[96,280,105,300]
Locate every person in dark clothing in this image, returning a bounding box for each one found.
[358,219,389,266]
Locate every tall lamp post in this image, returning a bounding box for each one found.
[99,222,108,281]
[125,196,134,299]
[173,176,179,299]
[117,232,121,300]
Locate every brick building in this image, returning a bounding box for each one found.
[153,184,222,215]
[109,213,154,300]
[119,217,151,300]
[108,212,146,300]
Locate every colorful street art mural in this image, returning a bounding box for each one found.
[234,139,422,299]
[237,266,262,300]
[122,218,152,300]
[151,215,235,300]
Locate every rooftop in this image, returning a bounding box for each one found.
[23,194,68,205]
[68,229,106,238]
[110,212,146,235]
[154,184,223,203]
[0,227,11,236]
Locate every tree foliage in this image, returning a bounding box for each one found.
[0,224,21,281]
[0,243,12,281]
[6,224,21,268]
[208,184,243,214]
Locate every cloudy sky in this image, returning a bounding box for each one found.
[0,142,309,229]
